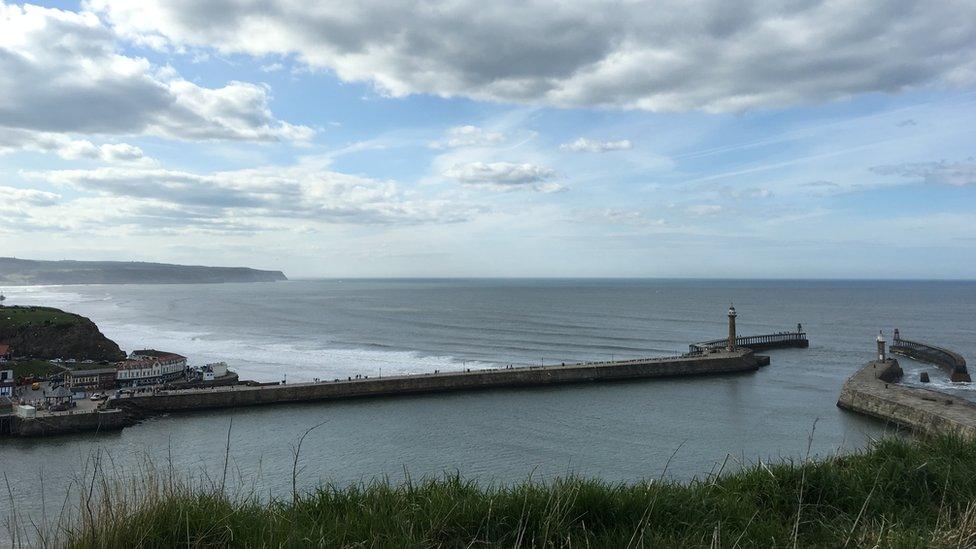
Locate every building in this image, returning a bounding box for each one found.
[115,350,187,387]
[67,367,117,390]
[201,362,228,381]
[45,386,73,409]
[0,344,10,363]
[0,369,14,397]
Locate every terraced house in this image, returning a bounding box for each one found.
[116,350,187,387]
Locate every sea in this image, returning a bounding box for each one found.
[1,279,974,539]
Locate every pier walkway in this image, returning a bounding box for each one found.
[890,331,971,382]
[689,328,808,354]
[838,359,976,439]
[114,349,764,415]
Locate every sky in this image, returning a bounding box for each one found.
[0,1,975,279]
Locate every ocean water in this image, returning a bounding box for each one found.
[1,279,974,538]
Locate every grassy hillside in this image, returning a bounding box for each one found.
[0,306,125,362]
[0,305,84,328]
[52,435,976,548]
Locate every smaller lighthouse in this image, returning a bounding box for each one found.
[727,304,737,351]
[876,330,886,362]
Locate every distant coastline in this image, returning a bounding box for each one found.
[0,257,287,285]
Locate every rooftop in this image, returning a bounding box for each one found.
[70,367,117,376]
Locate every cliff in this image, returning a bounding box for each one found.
[0,306,125,361]
[0,257,287,285]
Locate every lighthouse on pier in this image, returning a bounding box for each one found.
[877,330,886,362]
[727,304,737,351]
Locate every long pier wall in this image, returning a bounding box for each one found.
[8,409,133,437]
[890,334,971,382]
[837,359,976,440]
[117,351,762,415]
[690,331,808,353]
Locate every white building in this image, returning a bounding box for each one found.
[201,362,228,381]
[116,350,187,387]
[0,369,13,397]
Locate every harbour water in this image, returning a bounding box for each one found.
[2,279,974,537]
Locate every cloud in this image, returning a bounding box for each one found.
[0,2,311,142]
[592,208,667,228]
[0,128,153,164]
[560,138,632,153]
[24,160,474,228]
[443,161,561,191]
[801,180,841,189]
[871,160,976,187]
[720,186,773,199]
[89,0,976,112]
[0,185,60,206]
[686,204,724,216]
[428,125,505,149]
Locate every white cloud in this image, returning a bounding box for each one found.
[720,186,773,199]
[428,125,505,149]
[686,204,724,216]
[25,159,473,227]
[443,161,561,192]
[0,185,60,206]
[0,2,311,142]
[89,0,976,112]
[0,128,153,164]
[560,138,632,153]
[871,160,976,187]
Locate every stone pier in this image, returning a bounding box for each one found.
[837,359,976,440]
[116,350,764,415]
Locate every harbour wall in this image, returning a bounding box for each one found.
[8,409,133,437]
[117,351,763,414]
[837,359,976,440]
[890,336,971,382]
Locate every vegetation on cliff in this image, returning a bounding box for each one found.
[0,306,124,362]
[49,435,976,548]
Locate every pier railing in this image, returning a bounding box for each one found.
[890,333,970,382]
[689,331,808,353]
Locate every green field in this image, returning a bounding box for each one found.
[0,306,84,328]
[52,435,976,548]
[2,359,106,379]
[4,359,68,378]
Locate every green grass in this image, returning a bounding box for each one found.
[0,306,83,329]
[44,435,976,548]
[4,359,67,378]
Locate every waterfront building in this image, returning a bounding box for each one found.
[67,367,118,390]
[0,369,13,397]
[45,386,72,407]
[116,350,188,387]
[201,362,229,381]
